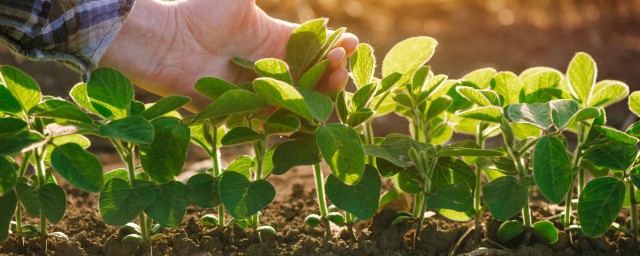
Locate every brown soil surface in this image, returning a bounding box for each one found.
[1,171,638,256]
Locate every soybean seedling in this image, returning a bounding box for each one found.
[71,68,192,250]
[0,66,104,252]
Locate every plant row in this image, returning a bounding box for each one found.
[1,18,640,252]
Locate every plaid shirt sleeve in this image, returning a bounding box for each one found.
[0,0,135,75]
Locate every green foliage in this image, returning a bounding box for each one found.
[0,191,16,241]
[99,178,155,226]
[578,177,625,237]
[316,123,365,185]
[219,171,275,219]
[51,143,104,193]
[186,174,221,209]
[139,117,190,183]
[483,176,528,221]
[99,115,155,144]
[87,68,133,119]
[325,165,381,220]
[533,136,572,204]
[566,52,597,105]
[144,181,190,228]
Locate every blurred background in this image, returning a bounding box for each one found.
[1,0,639,134]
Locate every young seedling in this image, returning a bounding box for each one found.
[0,66,104,253]
[230,18,376,239]
[70,68,192,252]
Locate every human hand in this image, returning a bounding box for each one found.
[101,0,358,111]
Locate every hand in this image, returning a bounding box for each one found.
[100,0,358,111]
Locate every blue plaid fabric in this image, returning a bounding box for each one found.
[0,0,135,75]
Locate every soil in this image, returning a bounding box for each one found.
[2,168,639,256]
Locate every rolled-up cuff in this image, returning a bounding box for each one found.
[0,0,135,75]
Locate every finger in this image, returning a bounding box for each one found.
[336,32,359,57]
[327,47,346,69]
[326,68,349,92]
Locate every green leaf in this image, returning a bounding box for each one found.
[186,173,221,209]
[298,60,329,90]
[264,110,300,135]
[219,171,275,219]
[583,140,637,171]
[630,91,640,117]
[16,178,66,224]
[87,68,134,119]
[0,66,41,112]
[51,143,104,193]
[497,220,525,243]
[325,165,381,220]
[462,68,497,89]
[314,27,346,65]
[272,139,320,175]
[549,99,580,130]
[491,71,521,105]
[594,126,639,145]
[533,136,572,204]
[139,117,190,183]
[226,155,254,179]
[221,126,261,146]
[298,88,333,122]
[0,157,16,196]
[316,123,366,185]
[0,117,26,138]
[255,58,294,84]
[382,37,438,86]
[286,18,327,76]
[99,115,155,144]
[432,157,476,192]
[627,121,640,139]
[578,177,625,237]
[70,82,101,116]
[439,148,504,157]
[376,72,402,96]
[0,131,44,156]
[347,108,374,127]
[0,86,22,115]
[130,101,145,116]
[230,57,255,70]
[99,178,155,226]
[253,78,311,119]
[519,67,562,103]
[457,106,503,123]
[456,86,492,106]
[194,77,238,100]
[142,95,190,120]
[350,43,376,88]
[426,96,452,121]
[144,181,189,228]
[29,99,93,124]
[427,182,473,212]
[394,166,422,194]
[588,80,629,108]
[506,102,552,129]
[351,83,377,110]
[566,52,597,104]
[0,191,16,242]
[533,221,559,244]
[39,183,66,224]
[363,144,410,168]
[193,90,267,122]
[15,177,40,217]
[483,176,528,221]
[104,168,128,185]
